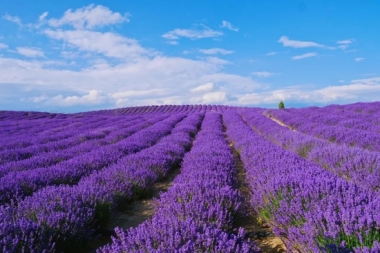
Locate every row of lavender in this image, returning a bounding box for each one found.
[264,108,380,152]
[285,102,380,132]
[0,113,106,137]
[224,110,380,252]
[0,112,204,252]
[0,104,231,156]
[98,112,259,253]
[0,107,207,149]
[73,104,229,116]
[245,108,380,193]
[0,113,184,206]
[0,115,135,152]
[2,101,380,252]
[0,116,153,197]
[0,104,229,122]
[0,115,144,165]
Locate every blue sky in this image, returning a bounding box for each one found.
[0,1,379,112]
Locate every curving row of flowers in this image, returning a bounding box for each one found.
[0,112,204,252]
[0,116,147,177]
[223,109,380,252]
[242,108,380,193]
[0,113,181,206]
[97,112,260,253]
[264,108,380,152]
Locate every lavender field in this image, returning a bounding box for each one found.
[1,102,380,253]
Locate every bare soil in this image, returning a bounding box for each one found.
[230,143,287,253]
[83,167,182,253]
[266,114,296,132]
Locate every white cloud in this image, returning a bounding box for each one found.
[337,39,353,44]
[129,96,183,107]
[60,51,79,59]
[48,4,129,30]
[0,43,8,49]
[220,21,238,31]
[4,12,50,29]
[166,40,178,45]
[198,73,261,94]
[32,95,49,103]
[191,91,227,104]
[252,71,276,78]
[199,48,234,55]
[238,77,380,105]
[338,45,349,50]
[351,77,380,85]
[355,57,364,62]
[16,47,45,58]
[337,39,354,50]
[162,27,223,40]
[3,14,22,26]
[111,89,165,99]
[204,57,230,66]
[266,52,277,56]
[44,29,150,60]
[39,12,49,22]
[278,36,325,48]
[292,52,317,60]
[46,90,105,106]
[111,89,166,105]
[0,53,265,109]
[0,6,267,111]
[191,82,214,93]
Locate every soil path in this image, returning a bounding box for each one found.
[265,114,296,132]
[83,167,182,253]
[229,143,287,253]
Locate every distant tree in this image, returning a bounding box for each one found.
[279,100,285,109]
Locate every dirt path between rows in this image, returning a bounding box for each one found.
[83,167,182,253]
[265,114,296,132]
[229,143,287,253]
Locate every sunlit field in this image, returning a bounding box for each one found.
[1,102,380,252]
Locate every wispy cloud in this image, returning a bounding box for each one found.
[111,89,165,99]
[279,36,325,48]
[47,90,105,106]
[292,52,317,60]
[44,29,151,60]
[6,4,376,111]
[48,4,129,30]
[0,43,8,49]
[191,82,214,93]
[251,71,276,78]
[162,27,223,40]
[266,52,277,56]
[220,21,238,31]
[337,39,354,50]
[16,47,45,58]
[238,77,380,105]
[199,48,234,55]
[39,12,49,22]
[166,40,178,45]
[3,14,22,26]
[355,57,364,62]
[190,91,227,104]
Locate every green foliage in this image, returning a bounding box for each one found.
[279,100,285,109]
[317,229,380,253]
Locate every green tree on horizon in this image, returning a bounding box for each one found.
[279,100,285,109]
